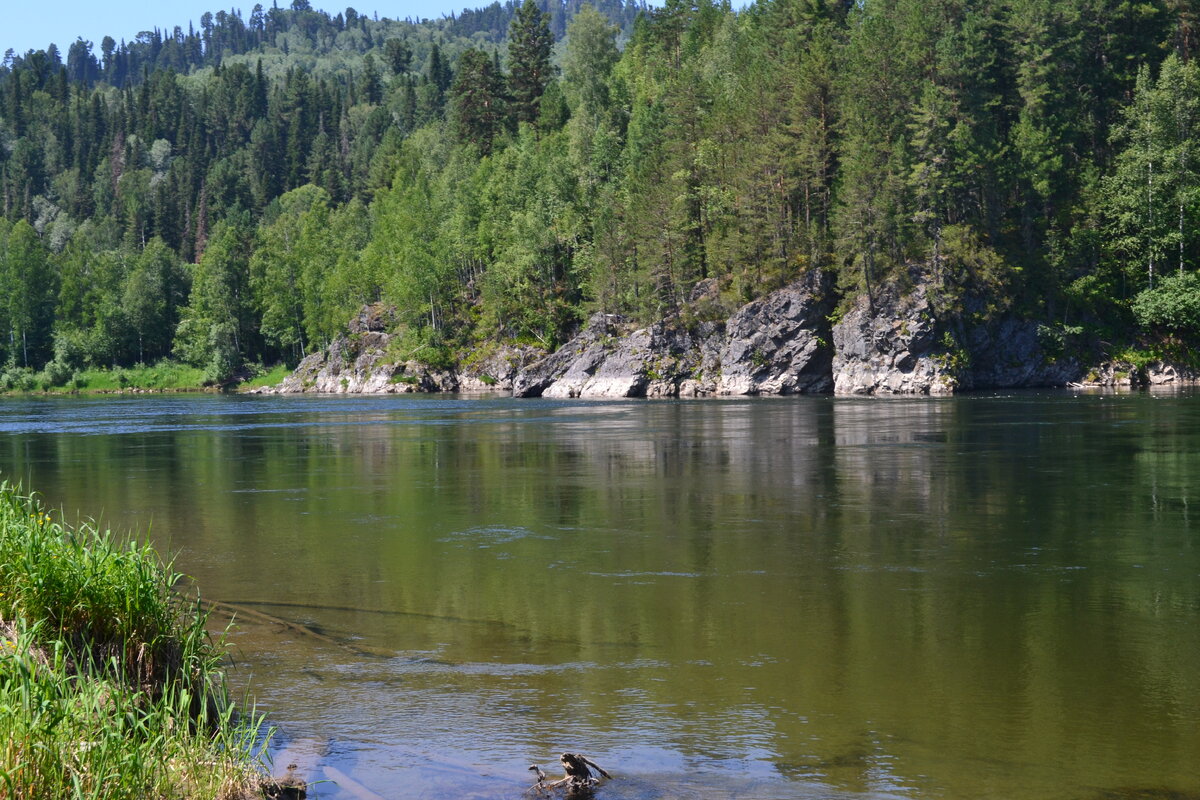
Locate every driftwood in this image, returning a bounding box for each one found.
[526,753,611,797]
[261,763,307,800]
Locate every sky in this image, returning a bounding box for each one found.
[3,0,466,57]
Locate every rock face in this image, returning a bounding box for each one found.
[264,274,1130,398]
[960,318,1082,390]
[265,302,528,395]
[716,276,836,395]
[1144,360,1200,386]
[511,270,836,398]
[272,330,458,394]
[830,278,1085,395]
[831,282,956,395]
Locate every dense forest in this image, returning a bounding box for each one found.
[0,0,1198,385]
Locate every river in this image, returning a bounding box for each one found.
[0,391,1197,800]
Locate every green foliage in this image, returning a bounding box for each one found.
[366,145,457,337]
[449,49,508,155]
[1110,345,1162,371]
[563,5,620,123]
[173,218,254,382]
[477,127,585,346]
[0,366,38,393]
[238,362,292,389]
[0,481,270,799]
[250,184,336,360]
[0,0,1198,379]
[383,38,413,75]
[0,220,56,367]
[0,360,209,394]
[1036,322,1084,359]
[1104,55,1200,292]
[1131,269,1200,334]
[508,0,555,126]
[935,329,972,375]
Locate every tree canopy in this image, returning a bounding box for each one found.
[0,0,1197,380]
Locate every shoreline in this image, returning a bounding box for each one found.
[5,377,1199,401]
[0,481,288,799]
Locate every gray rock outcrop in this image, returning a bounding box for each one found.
[261,273,1132,398]
[831,282,956,395]
[830,276,1086,395]
[960,318,1081,389]
[1074,358,1200,388]
[264,302,525,395]
[272,331,459,394]
[511,270,836,398]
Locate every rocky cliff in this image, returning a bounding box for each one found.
[267,304,534,395]
[262,273,1189,398]
[512,270,836,398]
[828,279,1083,394]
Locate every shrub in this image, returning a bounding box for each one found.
[1132,271,1200,335]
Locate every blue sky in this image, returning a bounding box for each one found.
[4,0,465,57]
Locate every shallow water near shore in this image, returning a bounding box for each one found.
[1,391,1198,800]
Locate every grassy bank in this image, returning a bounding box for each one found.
[0,361,291,395]
[0,481,272,799]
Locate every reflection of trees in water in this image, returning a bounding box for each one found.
[2,397,1199,799]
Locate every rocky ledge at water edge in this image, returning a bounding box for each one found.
[252,274,1198,397]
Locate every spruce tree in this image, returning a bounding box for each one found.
[508,0,554,127]
[450,49,507,155]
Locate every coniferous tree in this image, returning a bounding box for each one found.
[383,38,412,75]
[450,49,507,155]
[508,0,554,126]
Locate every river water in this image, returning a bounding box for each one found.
[0,392,1197,800]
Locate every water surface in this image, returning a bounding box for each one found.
[1,392,1197,800]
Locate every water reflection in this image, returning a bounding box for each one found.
[0,393,1197,799]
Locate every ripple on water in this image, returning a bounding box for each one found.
[439,525,554,547]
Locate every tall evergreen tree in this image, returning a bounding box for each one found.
[508,0,554,126]
[450,49,507,155]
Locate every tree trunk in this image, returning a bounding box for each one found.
[1148,157,1155,288]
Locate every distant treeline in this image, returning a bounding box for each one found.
[0,0,1198,385]
[3,0,645,87]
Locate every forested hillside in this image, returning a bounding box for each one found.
[0,0,1197,386]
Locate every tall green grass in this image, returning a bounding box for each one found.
[0,482,272,799]
[69,362,209,392]
[0,359,293,394]
[237,364,291,391]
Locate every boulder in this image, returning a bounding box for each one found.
[457,344,543,393]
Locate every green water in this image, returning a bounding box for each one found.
[1,392,1197,800]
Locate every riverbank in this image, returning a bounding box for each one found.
[0,481,275,799]
[0,362,291,396]
[255,280,1200,398]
